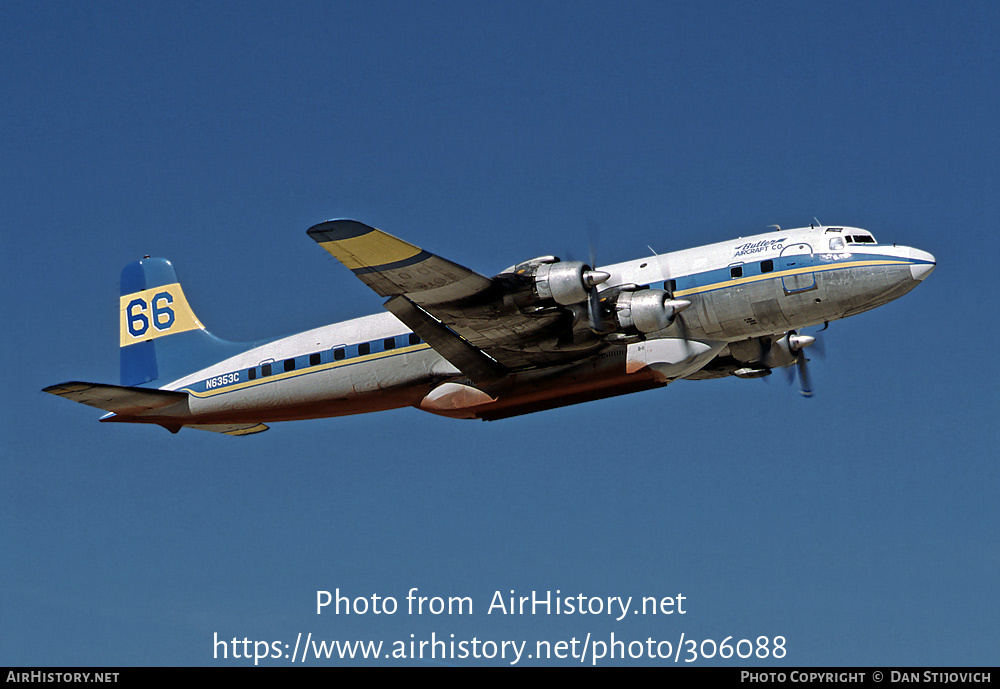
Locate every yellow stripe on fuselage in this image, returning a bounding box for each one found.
[672,259,910,297]
[119,283,204,347]
[317,230,423,271]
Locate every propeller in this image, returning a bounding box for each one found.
[577,224,690,343]
[661,276,695,358]
[573,223,610,334]
[783,330,821,397]
[584,272,609,333]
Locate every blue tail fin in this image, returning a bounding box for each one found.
[119,258,249,386]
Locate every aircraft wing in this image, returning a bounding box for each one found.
[308,219,493,304]
[308,220,578,381]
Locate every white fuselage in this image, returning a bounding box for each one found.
[139,225,934,423]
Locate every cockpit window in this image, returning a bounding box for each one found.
[829,237,845,251]
[847,234,876,244]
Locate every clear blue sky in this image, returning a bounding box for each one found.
[3,1,997,666]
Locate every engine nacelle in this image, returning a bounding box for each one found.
[611,289,690,334]
[503,259,610,308]
[533,261,594,305]
[499,256,611,315]
[730,331,815,369]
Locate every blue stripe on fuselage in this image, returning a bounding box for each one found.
[666,252,921,297]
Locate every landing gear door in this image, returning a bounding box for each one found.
[779,243,815,293]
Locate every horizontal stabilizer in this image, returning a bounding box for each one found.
[42,381,187,415]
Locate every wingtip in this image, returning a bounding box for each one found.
[307,219,375,242]
[42,381,88,395]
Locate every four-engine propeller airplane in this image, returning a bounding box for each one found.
[44,220,935,435]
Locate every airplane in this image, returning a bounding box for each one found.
[43,220,935,435]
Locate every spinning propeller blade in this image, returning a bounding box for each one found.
[786,331,818,397]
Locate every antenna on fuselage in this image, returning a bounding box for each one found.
[767,225,780,231]
[813,217,822,228]
[647,245,659,255]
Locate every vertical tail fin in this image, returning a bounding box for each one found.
[119,258,248,386]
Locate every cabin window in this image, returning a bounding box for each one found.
[248,368,256,380]
[730,265,743,279]
[261,364,272,377]
[333,347,346,361]
[384,337,396,350]
[284,358,295,372]
[761,259,774,273]
[310,353,321,366]
[358,342,371,356]
[409,333,421,346]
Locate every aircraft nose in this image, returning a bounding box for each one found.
[908,247,936,281]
